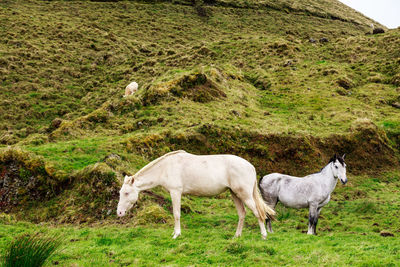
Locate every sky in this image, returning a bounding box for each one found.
[338,0,400,28]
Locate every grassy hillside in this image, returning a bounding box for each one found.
[0,0,395,142]
[0,0,400,265]
[1,0,399,213]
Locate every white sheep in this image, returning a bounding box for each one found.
[123,82,138,97]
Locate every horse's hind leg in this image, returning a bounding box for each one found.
[265,198,278,233]
[230,190,246,237]
[242,197,267,239]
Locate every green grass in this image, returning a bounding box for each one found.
[0,224,399,266]
[25,138,112,172]
[1,173,400,266]
[1,233,62,267]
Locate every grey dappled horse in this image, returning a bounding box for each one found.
[259,154,347,235]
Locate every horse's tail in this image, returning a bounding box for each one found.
[253,181,276,221]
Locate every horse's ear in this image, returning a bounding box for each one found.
[342,154,346,159]
[124,175,135,185]
[333,153,337,160]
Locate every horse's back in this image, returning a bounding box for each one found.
[171,153,255,196]
[178,153,254,173]
[259,173,283,193]
[260,173,303,196]
[260,172,314,208]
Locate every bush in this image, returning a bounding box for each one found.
[1,233,62,267]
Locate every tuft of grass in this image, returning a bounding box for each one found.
[353,201,377,214]
[225,241,248,254]
[1,233,62,267]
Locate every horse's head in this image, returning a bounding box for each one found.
[330,154,347,185]
[117,175,139,217]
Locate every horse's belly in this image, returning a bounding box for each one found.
[181,174,229,196]
[279,194,309,209]
[183,185,228,196]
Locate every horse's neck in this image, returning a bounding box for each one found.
[134,163,164,191]
[317,163,338,195]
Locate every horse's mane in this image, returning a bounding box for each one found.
[328,154,345,166]
[134,150,187,178]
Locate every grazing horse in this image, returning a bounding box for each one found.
[117,150,275,239]
[259,154,347,235]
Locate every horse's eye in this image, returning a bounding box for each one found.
[335,165,338,169]
[125,193,129,196]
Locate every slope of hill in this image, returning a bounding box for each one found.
[0,0,399,223]
[0,0,391,142]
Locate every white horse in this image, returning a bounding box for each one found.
[259,154,347,235]
[117,150,275,239]
[123,81,138,97]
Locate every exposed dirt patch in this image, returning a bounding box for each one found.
[0,148,67,212]
[125,121,398,176]
[380,230,394,237]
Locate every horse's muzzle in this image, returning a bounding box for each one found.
[117,210,126,217]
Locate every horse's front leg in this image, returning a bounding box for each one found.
[313,207,322,235]
[170,190,182,239]
[307,204,318,235]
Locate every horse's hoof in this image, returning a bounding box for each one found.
[261,235,267,240]
[172,233,181,239]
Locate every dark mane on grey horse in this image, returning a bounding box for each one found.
[315,154,345,173]
[328,154,345,166]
